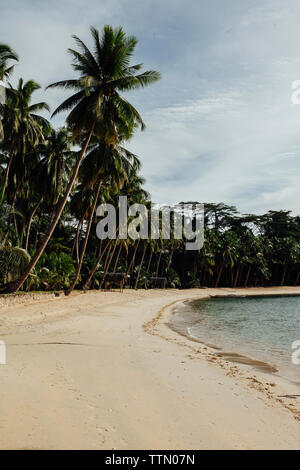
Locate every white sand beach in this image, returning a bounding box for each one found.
[0,287,300,450]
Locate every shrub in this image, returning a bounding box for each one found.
[0,247,31,285]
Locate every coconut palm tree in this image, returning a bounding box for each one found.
[67,140,141,294]
[23,128,75,251]
[0,79,50,203]
[73,139,141,294]
[0,44,18,81]
[3,25,160,293]
[0,44,18,140]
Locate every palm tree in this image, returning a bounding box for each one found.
[4,25,160,293]
[0,79,50,202]
[0,44,18,140]
[23,128,75,251]
[0,44,18,81]
[69,184,95,263]
[66,136,141,295]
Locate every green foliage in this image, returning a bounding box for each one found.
[185,271,200,288]
[0,246,30,284]
[132,265,150,289]
[167,268,181,288]
[36,251,75,290]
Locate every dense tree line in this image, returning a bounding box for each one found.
[0,29,299,293]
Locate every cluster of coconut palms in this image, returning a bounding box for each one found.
[0,26,161,294]
[1,28,300,294]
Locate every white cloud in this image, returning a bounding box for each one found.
[2,0,300,215]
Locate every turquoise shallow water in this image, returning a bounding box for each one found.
[169,295,300,383]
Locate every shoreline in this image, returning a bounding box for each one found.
[0,287,300,449]
[166,294,299,382]
[145,288,300,425]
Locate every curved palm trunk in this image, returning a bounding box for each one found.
[99,241,118,289]
[121,240,140,290]
[102,242,113,272]
[66,179,101,296]
[244,265,251,288]
[155,249,162,277]
[193,255,197,274]
[146,250,153,273]
[230,266,234,287]
[166,247,174,274]
[2,125,95,293]
[112,243,122,273]
[294,270,300,286]
[215,264,223,288]
[128,240,140,275]
[24,196,43,251]
[281,264,287,286]
[97,239,103,257]
[72,213,85,264]
[134,242,147,289]
[83,239,113,290]
[234,265,240,288]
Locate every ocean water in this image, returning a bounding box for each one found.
[169,295,300,383]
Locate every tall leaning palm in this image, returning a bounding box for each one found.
[4,25,160,293]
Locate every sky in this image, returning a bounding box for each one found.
[2,0,300,215]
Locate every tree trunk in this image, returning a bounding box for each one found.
[134,243,147,289]
[72,213,85,264]
[2,125,95,293]
[193,255,197,274]
[281,264,287,286]
[83,239,112,290]
[155,250,162,277]
[66,178,101,296]
[1,183,20,248]
[0,144,16,203]
[294,270,300,286]
[234,265,240,288]
[24,196,43,251]
[215,264,223,288]
[99,241,118,289]
[112,243,122,273]
[97,239,103,257]
[121,240,140,289]
[146,250,153,273]
[244,265,251,288]
[166,247,174,274]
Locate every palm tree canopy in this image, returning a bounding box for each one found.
[0,44,18,81]
[2,78,50,153]
[37,128,76,204]
[47,25,161,141]
[80,138,141,192]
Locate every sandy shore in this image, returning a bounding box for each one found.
[0,287,300,449]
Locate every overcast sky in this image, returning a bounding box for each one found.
[2,0,300,215]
